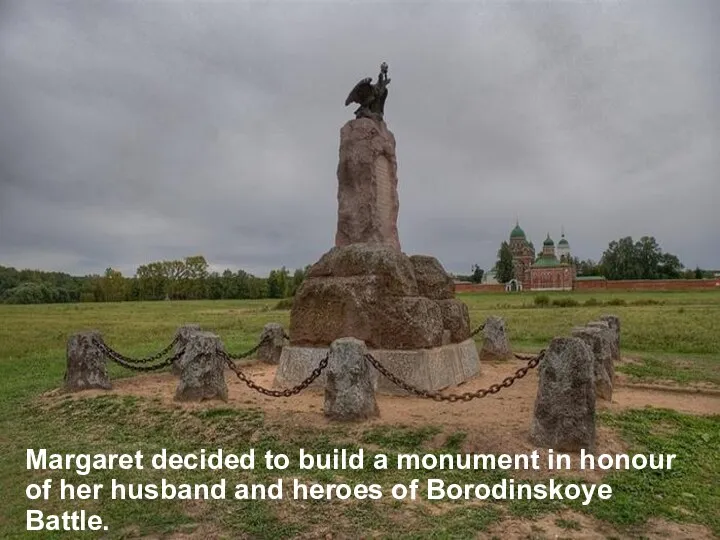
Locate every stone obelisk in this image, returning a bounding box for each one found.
[335,118,400,251]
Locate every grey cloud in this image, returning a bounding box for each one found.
[0,0,718,278]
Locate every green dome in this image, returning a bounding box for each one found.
[558,234,569,246]
[510,224,525,239]
[543,234,554,247]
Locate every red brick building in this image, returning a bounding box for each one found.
[507,222,575,291]
[529,234,575,290]
[508,222,535,287]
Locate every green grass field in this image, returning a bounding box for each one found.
[0,290,718,538]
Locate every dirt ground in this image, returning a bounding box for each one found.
[92,358,720,477]
[103,357,720,421]
[69,358,720,539]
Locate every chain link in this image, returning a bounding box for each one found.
[93,323,541,400]
[470,322,486,337]
[225,335,271,360]
[94,339,186,372]
[220,349,329,397]
[364,349,544,402]
[95,335,180,365]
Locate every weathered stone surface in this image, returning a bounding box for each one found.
[275,338,480,394]
[530,337,596,452]
[175,332,228,402]
[291,243,474,351]
[335,118,400,251]
[291,245,449,349]
[479,316,512,361]
[409,255,454,300]
[379,297,445,348]
[63,331,112,392]
[171,324,202,376]
[586,321,609,329]
[324,338,379,421]
[307,244,418,296]
[257,323,287,365]
[571,326,615,401]
[437,299,471,343]
[291,277,444,349]
[587,320,620,364]
[600,314,621,360]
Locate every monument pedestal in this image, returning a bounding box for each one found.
[276,339,479,395]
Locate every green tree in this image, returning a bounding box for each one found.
[470,264,484,283]
[289,268,307,296]
[183,255,209,299]
[98,268,126,302]
[136,262,169,300]
[600,236,684,280]
[573,257,602,276]
[494,242,514,284]
[657,252,683,279]
[267,267,290,298]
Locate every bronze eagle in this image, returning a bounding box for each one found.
[344,62,390,121]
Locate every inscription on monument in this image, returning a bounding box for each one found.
[374,156,394,242]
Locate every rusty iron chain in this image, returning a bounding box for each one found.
[95,339,186,372]
[225,335,273,360]
[95,335,180,365]
[364,349,545,402]
[470,322,486,337]
[220,349,329,397]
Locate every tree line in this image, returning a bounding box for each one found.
[0,256,309,304]
[2,235,713,304]
[487,235,709,284]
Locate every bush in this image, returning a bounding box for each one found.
[2,282,58,304]
[630,298,662,306]
[607,298,627,306]
[273,297,294,310]
[552,297,579,307]
[534,295,550,307]
[584,297,600,306]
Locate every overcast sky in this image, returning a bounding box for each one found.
[1,1,718,277]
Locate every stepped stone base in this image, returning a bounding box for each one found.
[274,338,480,395]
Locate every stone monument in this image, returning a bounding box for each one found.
[274,63,480,393]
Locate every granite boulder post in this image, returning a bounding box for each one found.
[171,323,202,376]
[479,316,512,361]
[530,337,596,452]
[600,314,621,360]
[257,323,287,365]
[571,326,615,400]
[324,338,379,421]
[63,331,112,392]
[175,332,228,402]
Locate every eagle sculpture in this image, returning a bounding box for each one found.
[344,62,390,121]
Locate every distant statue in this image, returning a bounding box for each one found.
[344,62,390,121]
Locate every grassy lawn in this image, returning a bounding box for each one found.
[0,290,718,538]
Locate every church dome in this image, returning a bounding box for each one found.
[510,223,525,239]
[558,236,569,246]
[543,234,554,247]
